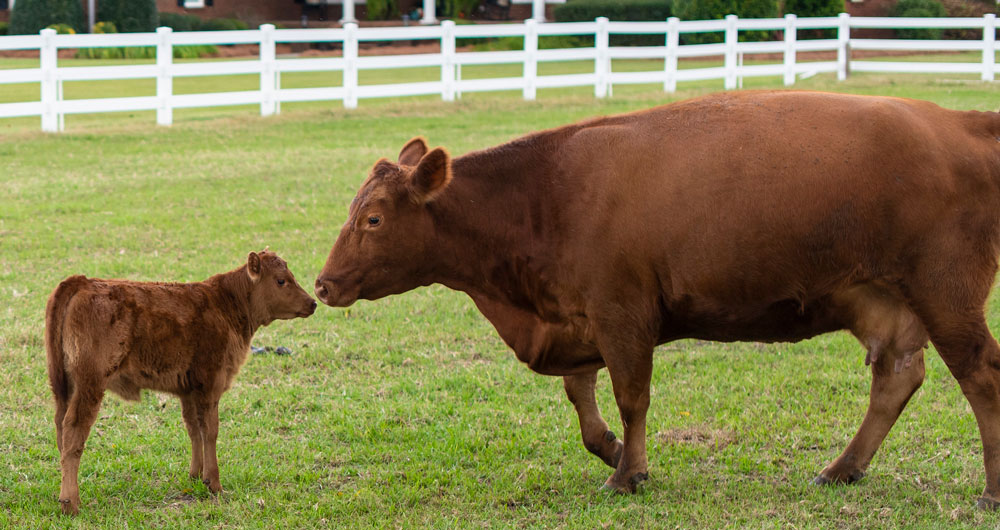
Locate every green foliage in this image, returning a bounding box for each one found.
[891,0,948,39]
[782,0,842,17]
[9,0,84,35]
[97,0,158,33]
[92,21,118,34]
[158,11,203,32]
[554,0,671,21]
[366,0,400,20]
[0,22,9,36]
[442,0,482,18]
[554,0,670,46]
[673,0,779,43]
[45,23,75,34]
[199,18,250,31]
[74,44,218,59]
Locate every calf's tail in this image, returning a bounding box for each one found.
[45,275,86,405]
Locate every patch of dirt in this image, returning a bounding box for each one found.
[657,426,735,450]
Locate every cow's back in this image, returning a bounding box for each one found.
[551,91,1000,342]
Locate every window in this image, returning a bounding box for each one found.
[1,0,10,11]
[178,0,213,8]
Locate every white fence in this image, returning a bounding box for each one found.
[0,14,996,132]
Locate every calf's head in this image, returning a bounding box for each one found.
[246,250,317,322]
[315,137,452,307]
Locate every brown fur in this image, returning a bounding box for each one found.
[45,250,315,515]
[315,90,1000,506]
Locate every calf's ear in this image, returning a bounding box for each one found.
[398,137,429,166]
[247,251,262,282]
[408,147,452,203]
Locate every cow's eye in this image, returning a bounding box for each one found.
[368,215,381,226]
[277,278,286,286]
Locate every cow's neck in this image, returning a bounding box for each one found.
[429,137,565,318]
[209,267,267,338]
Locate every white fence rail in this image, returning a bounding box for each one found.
[0,14,996,132]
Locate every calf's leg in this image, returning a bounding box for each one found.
[181,394,204,480]
[197,397,223,493]
[58,384,105,515]
[814,349,925,485]
[563,371,622,469]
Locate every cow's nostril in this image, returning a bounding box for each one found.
[310,300,318,311]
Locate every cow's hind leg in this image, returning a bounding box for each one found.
[814,349,925,485]
[563,371,623,469]
[58,383,104,515]
[180,394,204,480]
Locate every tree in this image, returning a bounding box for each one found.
[9,0,84,35]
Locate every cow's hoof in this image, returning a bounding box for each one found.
[977,497,1000,510]
[59,498,78,516]
[600,472,648,494]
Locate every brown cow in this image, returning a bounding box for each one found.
[46,250,316,515]
[315,91,1000,507]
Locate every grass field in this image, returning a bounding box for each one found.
[1,62,1000,528]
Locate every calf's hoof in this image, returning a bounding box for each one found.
[203,478,223,494]
[977,496,1000,511]
[812,469,864,486]
[59,498,79,516]
[600,472,649,494]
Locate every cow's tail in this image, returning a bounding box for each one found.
[45,275,86,408]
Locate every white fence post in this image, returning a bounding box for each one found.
[523,19,538,100]
[983,13,996,82]
[532,0,546,23]
[40,28,58,133]
[344,22,358,109]
[441,20,456,102]
[421,0,437,25]
[595,17,609,98]
[341,0,356,24]
[783,14,797,86]
[664,17,679,93]
[724,15,738,90]
[260,24,276,116]
[156,27,173,126]
[837,12,850,81]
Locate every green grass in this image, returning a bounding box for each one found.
[1,62,1000,528]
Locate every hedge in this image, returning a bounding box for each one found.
[554,0,671,46]
[97,0,158,33]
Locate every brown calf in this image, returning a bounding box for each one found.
[45,250,315,515]
[315,91,1000,507]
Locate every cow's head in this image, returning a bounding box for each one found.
[246,249,317,322]
[315,137,452,307]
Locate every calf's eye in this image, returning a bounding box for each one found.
[368,215,381,226]
[277,279,286,286]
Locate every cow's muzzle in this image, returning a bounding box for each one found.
[314,276,357,307]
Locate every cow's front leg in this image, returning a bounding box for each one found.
[599,344,654,493]
[197,397,222,493]
[563,371,622,468]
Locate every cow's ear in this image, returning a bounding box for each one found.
[398,137,429,166]
[409,147,452,203]
[247,251,261,283]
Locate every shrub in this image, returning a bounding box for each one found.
[891,0,947,40]
[92,21,117,34]
[554,0,670,46]
[46,22,75,34]
[783,0,842,39]
[441,0,481,18]
[199,18,249,31]
[672,0,779,43]
[75,44,218,59]
[366,0,400,20]
[158,12,202,32]
[9,0,85,35]
[97,0,158,33]
[0,22,8,36]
